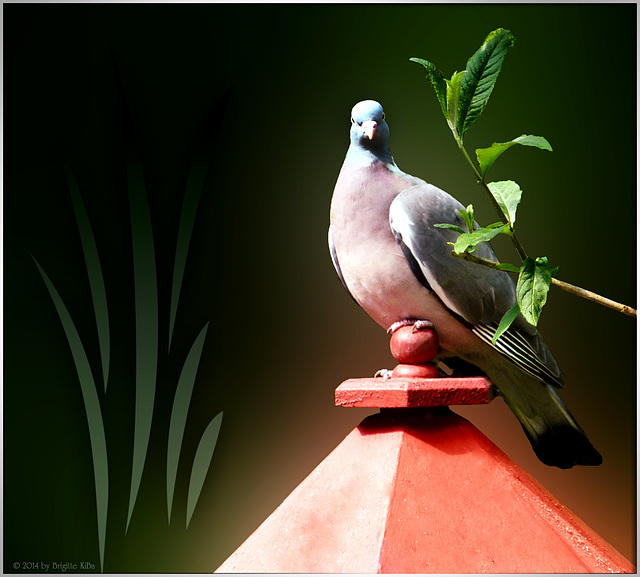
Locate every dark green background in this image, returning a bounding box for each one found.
[4,3,636,573]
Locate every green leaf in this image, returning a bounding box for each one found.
[451,223,509,254]
[167,322,210,525]
[514,134,552,151]
[457,29,516,139]
[446,71,466,132]
[476,134,552,177]
[487,180,522,227]
[33,257,109,571]
[516,256,554,326]
[126,162,159,534]
[496,262,520,273]
[459,204,475,233]
[169,160,209,352]
[66,166,111,393]
[434,223,466,234]
[485,221,508,229]
[492,301,520,344]
[410,58,448,120]
[187,411,224,528]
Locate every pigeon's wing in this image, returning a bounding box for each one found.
[389,183,565,387]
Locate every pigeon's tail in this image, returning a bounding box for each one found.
[497,377,602,469]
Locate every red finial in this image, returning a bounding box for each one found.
[389,325,440,378]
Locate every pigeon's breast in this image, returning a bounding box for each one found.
[329,162,433,329]
[329,160,487,353]
[338,236,432,329]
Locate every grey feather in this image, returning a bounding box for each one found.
[389,184,565,388]
[390,184,513,325]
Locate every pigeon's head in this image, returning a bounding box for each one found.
[349,100,391,155]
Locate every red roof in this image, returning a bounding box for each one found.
[216,378,634,573]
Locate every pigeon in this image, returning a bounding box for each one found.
[328,99,602,468]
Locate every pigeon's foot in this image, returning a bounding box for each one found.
[374,369,393,379]
[387,319,435,334]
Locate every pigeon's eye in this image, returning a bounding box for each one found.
[382,113,386,120]
[350,117,355,124]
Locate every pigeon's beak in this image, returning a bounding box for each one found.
[362,120,377,140]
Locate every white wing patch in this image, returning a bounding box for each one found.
[472,323,564,387]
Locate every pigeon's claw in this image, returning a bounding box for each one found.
[411,319,435,333]
[374,368,393,379]
[387,319,435,334]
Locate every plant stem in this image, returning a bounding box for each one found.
[456,139,483,181]
[451,133,636,320]
[452,250,513,272]
[550,278,637,318]
[456,138,528,260]
[453,251,637,318]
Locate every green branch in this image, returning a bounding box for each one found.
[412,27,637,329]
[453,251,637,318]
[454,137,528,260]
